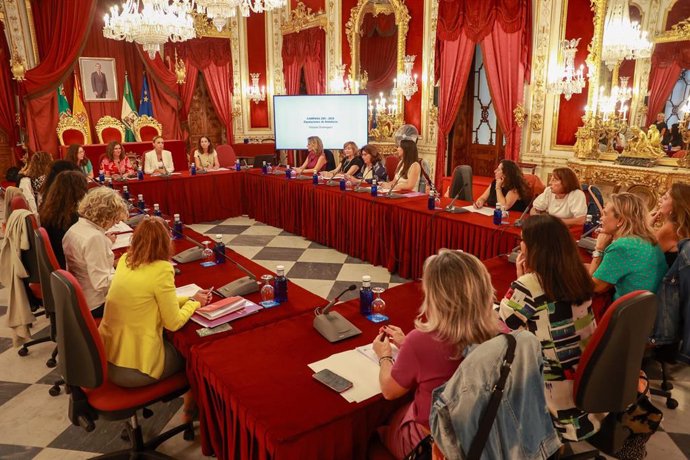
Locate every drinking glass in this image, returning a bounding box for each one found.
[371,287,386,314]
[201,241,214,262]
[260,274,275,302]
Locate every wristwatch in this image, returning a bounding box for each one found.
[592,249,603,258]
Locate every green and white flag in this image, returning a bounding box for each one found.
[121,72,138,142]
[58,84,71,118]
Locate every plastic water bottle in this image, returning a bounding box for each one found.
[371,178,378,197]
[153,203,161,217]
[122,185,130,201]
[137,167,144,180]
[267,163,273,174]
[583,214,594,235]
[98,170,105,183]
[493,205,502,225]
[313,172,319,185]
[235,159,241,171]
[213,234,226,264]
[137,194,145,211]
[172,214,183,240]
[428,190,436,210]
[190,162,196,176]
[286,167,292,179]
[360,275,374,316]
[274,265,288,303]
[262,161,268,175]
[339,177,346,191]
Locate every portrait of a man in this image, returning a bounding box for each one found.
[79,57,118,102]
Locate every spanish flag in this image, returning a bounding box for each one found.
[73,72,93,143]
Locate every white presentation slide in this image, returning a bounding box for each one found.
[273,95,369,150]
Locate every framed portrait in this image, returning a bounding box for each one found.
[79,57,118,102]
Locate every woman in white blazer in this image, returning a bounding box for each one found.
[143,136,175,174]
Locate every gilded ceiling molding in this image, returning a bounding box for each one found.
[280,1,326,34]
[193,13,232,38]
[420,0,439,148]
[654,17,690,43]
[526,0,552,156]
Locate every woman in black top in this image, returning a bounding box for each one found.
[321,141,363,178]
[39,171,88,268]
[474,159,531,212]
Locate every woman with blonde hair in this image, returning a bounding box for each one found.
[321,141,362,178]
[295,136,327,175]
[590,192,667,299]
[372,249,498,459]
[649,183,690,266]
[16,151,52,214]
[63,187,129,318]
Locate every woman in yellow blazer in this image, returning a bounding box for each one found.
[99,217,211,389]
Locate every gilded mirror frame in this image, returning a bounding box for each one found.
[346,0,410,112]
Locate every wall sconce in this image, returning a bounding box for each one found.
[246,73,266,104]
[330,64,359,94]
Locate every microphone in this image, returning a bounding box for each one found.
[417,159,438,196]
[321,284,357,315]
[385,175,402,198]
[444,191,467,214]
[513,197,536,227]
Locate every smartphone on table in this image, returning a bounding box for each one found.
[312,369,353,393]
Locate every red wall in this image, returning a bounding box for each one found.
[248,12,269,128]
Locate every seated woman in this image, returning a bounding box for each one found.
[649,183,690,267]
[99,217,210,387]
[143,136,175,174]
[499,214,602,442]
[372,249,498,459]
[321,141,362,178]
[62,187,129,318]
[531,167,587,226]
[100,141,135,179]
[474,159,531,212]
[355,144,388,183]
[193,136,220,171]
[382,139,421,192]
[65,144,94,179]
[39,171,88,269]
[16,151,52,215]
[589,192,667,300]
[294,136,327,175]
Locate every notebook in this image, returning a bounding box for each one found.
[195,296,245,320]
[190,298,262,328]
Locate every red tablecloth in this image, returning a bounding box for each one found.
[111,170,245,224]
[232,143,276,157]
[59,140,187,172]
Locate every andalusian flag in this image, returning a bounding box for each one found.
[139,72,154,116]
[121,72,137,141]
[72,72,92,143]
[57,84,71,118]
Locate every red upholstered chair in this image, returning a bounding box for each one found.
[524,174,546,198]
[132,115,163,142]
[10,195,29,212]
[560,290,658,458]
[56,115,88,146]
[384,155,399,182]
[51,269,193,458]
[96,116,126,144]
[216,144,237,168]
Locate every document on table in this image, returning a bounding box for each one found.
[461,205,494,216]
[308,350,382,403]
[176,283,202,298]
[108,221,133,233]
[111,232,133,250]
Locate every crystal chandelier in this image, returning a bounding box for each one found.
[548,38,586,101]
[246,73,266,104]
[196,0,287,31]
[601,0,652,69]
[392,55,418,101]
[329,64,359,94]
[104,0,196,58]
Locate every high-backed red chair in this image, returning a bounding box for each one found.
[216,144,237,168]
[10,195,29,212]
[132,115,163,142]
[51,269,193,458]
[56,115,88,146]
[524,174,546,198]
[384,155,399,182]
[96,116,126,144]
[562,290,658,458]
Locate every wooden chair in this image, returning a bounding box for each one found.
[95,116,126,144]
[517,161,537,175]
[132,115,163,142]
[56,115,88,146]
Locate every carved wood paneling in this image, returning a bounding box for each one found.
[188,73,224,149]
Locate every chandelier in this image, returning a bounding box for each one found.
[601,0,652,69]
[104,0,196,58]
[246,73,266,104]
[329,64,359,94]
[392,55,418,101]
[547,38,586,101]
[196,0,287,31]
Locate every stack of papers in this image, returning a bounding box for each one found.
[195,296,245,320]
[190,297,262,328]
[175,283,202,298]
[461,205,494,216]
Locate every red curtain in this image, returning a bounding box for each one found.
[23,0,96,154]
[203,62,234,144]
[646,60,682,126]
[435,33,475,184]
[437,0,528,42]
[282,28,325,95]
[360,15,397,95]
[480,23,527,161]
[0,22,17,154]
[138,49,183,140]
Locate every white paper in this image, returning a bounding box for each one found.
[308,350,382,403]
[111,232,133,250]
[461,205,494,216]
[356,343,399,365]
[215,167,230,171]
[176,283,202,298]
[108,221,133,233]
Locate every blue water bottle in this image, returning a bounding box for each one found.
[98,170,105,183]
[172,213,183,240]
[153,203,161,217]
[274,265,288,303]
[213,234,226,264]
[427,190,436,210]
[583,214,594,235]
[371,178,378,197]
[137,167,144,180]
[286,167,292,179]
[137,194,145,211]
[122,185,130,201]
[235,159,241,171]
[262,161,268,175]
[312,172,319,185]
[339,177,346,191]
[493,205,502,225]
[190,162,196,176]
[360,275,373,316]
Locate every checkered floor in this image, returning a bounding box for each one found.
[0,215,688,459]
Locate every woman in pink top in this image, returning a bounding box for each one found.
[372,249,499,459]
[294,136,326,175]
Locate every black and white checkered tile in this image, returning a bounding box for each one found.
[0,216,688,459]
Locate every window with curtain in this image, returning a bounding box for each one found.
[663,69,689,127]
[470,46,503,146]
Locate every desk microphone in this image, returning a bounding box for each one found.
[577,224,600,252]
[513,198,536,227]
[444,191,467,214]
[385,175,402,198]
[313,284,361,342]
